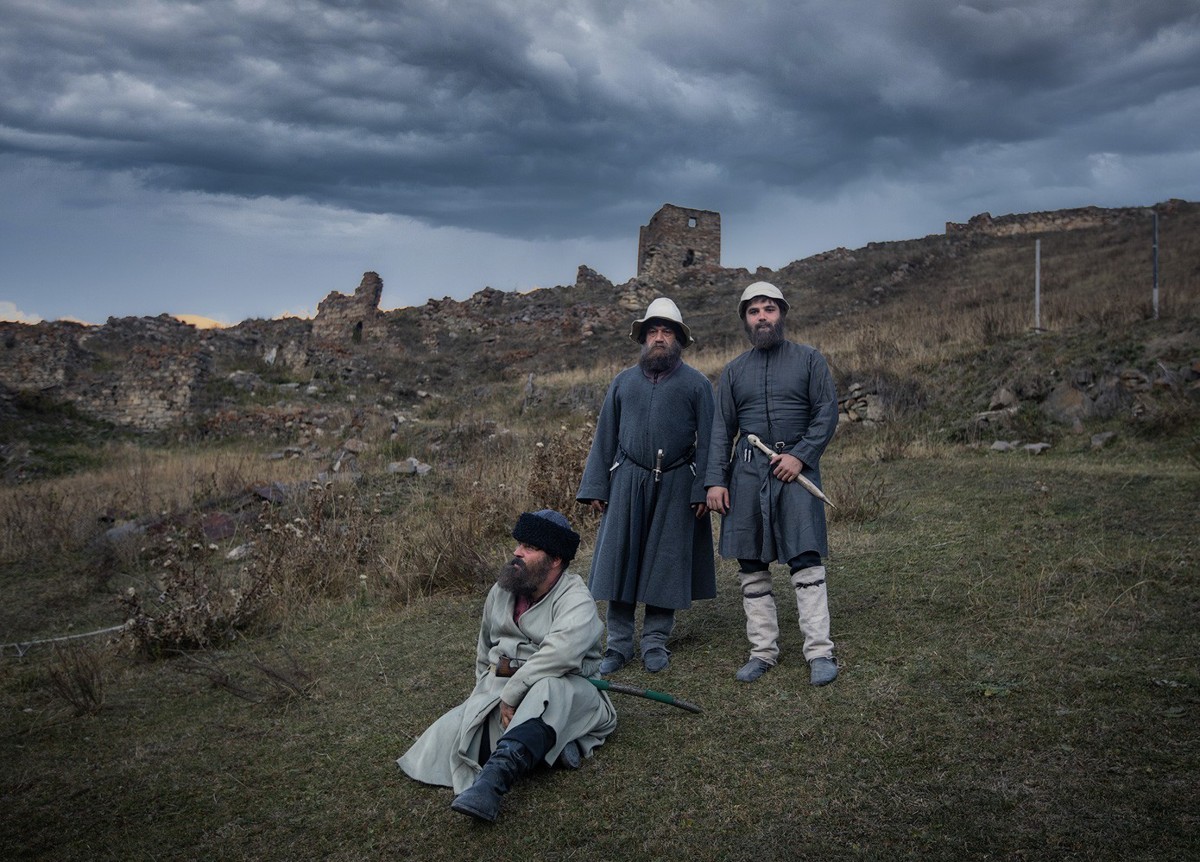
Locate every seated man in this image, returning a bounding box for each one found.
[397,509,617,822]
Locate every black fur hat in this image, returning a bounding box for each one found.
[511,509,580,564]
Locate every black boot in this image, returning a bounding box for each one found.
[450,737,538,822]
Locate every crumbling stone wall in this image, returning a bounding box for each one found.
[945,205,1153,237]
[0,321,91,391]
[638,204,721,281]
[0,316,214,432]
[311,271,384,344]
[71,344,211,431]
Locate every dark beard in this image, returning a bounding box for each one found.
[498,555,550,597]
[745,318,785,350]
[639,339,683,374]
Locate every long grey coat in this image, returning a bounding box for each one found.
[705,340,838,563]
[396,571,616,793]
[577,362,716,609]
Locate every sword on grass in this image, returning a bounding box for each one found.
[589,678,702,714]
[496,656,702,714]
[744,433,836,508]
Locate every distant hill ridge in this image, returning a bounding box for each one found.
[0,199,1194,434]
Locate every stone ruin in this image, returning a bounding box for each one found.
[311,271,384,344]
[943,202,1181,238]
[637,203,721,281]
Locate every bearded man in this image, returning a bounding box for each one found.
[705,283,840,686]
[397,510,617,822]
[577,297,716,675]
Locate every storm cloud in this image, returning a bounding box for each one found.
[2,0,1198,322]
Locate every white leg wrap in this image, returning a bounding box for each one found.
[738,570,779,664]
[790,566,834,662]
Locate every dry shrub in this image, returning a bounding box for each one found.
[252,485,383,611]
[527,423,594,519]
[827,467,896,524]
[120,557,270,656]
[47,642,108,715]
[377,478,521,601]
[870,422,916,463]
[0,486,93,562]
[375,426,595,602]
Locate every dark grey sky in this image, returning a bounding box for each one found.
[2,0,1197,324]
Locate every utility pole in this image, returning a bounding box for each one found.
[1152,209,1160,320]
[1034,238,1041,330]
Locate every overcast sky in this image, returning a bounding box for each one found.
[2,0,1198,325]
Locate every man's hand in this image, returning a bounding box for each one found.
[692,501,709,518]
[706,486,729,515]
[588,499,607,514]
[770,453,805,483]
[500,700,516,730]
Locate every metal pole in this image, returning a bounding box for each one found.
[1034,239,1041,330]
[1152,210,1159,320]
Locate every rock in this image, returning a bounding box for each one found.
[1119,369,1151,392]
[989,387,1019,410]
[201,512,237,541]
[226,542,255,561]
[227,370,265,391]
[1023,443,1051,455]
[104,521,145,545]
[1091,431,1117,450]
[387,457,432,475]
[990,440,1019,452]
[342,437,368,454]
[1041,383,1095,424]
[252,482,292,504]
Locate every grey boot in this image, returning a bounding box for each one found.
[450,737,537,822]
[736,657,773,683]
[809,656,839,686]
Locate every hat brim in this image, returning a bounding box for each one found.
[629,317,695,347]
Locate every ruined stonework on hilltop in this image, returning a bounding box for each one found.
[944,203,1172,237]
[0,315,214,431]
[637,204,721,281]
[311,271,384,344]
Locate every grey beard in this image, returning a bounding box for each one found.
[639,340,683,374]
[745,318,785,350]
[498,556,546,597]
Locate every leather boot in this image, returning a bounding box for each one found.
[450,737,537,822]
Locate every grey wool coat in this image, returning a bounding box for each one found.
[705,340,839,564]
[577,362,716,609]
[396,571,616,793]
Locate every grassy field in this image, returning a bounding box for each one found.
[2,434,1196,861]
[2,209,1198,859]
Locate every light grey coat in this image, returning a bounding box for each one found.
[396,571,617,793]
[706,340,838,563]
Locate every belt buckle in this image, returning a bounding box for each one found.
[774,441,787,452]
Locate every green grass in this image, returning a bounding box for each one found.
[2,441,1196,861]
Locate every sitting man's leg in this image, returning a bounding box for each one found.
[451,717,555,822]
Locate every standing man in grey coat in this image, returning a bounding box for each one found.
[705,282,840,685]
[577,297,716,675]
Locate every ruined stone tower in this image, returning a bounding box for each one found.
[311,272,384,344]
[637,204,721,281]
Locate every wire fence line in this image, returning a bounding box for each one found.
[1,624,127,658]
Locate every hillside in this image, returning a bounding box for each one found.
[1,199,1197,480]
